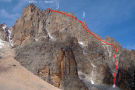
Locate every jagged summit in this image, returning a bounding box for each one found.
[27,3,37,8]
[23,3,41,14]
[12,4,119,47]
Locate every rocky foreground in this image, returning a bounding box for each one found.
[0,40,60,90]
[0,4,135,90]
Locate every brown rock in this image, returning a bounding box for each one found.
[12,4,50,46]
[11,4,135,90]
[38,47,88,90]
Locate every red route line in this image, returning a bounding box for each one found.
[48,8,118,85]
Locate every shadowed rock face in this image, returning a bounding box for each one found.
[1,3,134,90]
[116,49,135,90]
[15,38,88,90]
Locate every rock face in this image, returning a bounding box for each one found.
[15,38,88,90]
[11,4,50,46]
[55,47,88,90]
[0,3,135,90]
[0,35,60,90]
[0,24,8,41]
[116,49,135,90]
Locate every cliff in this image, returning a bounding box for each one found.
[0,4,134,90]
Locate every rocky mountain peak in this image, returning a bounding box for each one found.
[22,3,40,16]
[27,3,37,8]
[0,4,134,90]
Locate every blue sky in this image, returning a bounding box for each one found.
[0,0,135,50]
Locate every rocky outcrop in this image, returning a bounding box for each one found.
[56,47,88,90]
[15,38,88,90]
[38,47,88,90]
[0,36,60,90]
[11,4,50,46]
[0,24,8,41]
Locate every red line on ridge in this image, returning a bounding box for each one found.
[48,8,118,85]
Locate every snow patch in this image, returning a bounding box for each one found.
[90,70,95,85]
[90,80,94,85]
[78,41,84,45]
[46,29,55,41]
[90,63,97,85]
[78,41,87,47]
[0,39,5,48]
[48,32,55,40]
[7,27,13,46]
[1,24,13,46]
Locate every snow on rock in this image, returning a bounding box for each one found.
[78,63,97,86]
[90,63,97,85]
[78,41,84,46]
[90,70,95,85]
[0,39,14,58]
[2,24,7,30]
[100,39,113,57]
[1,24,13,46]
[102,42,119,77]
[46,29,55,41]
[0,39,4,48]
[102,44,112,57]
[78,41,87,47]
[7,27,13,46]
[48,32,55,40]
[90,80,94,85]
[106,45,112,57]
[78,71,95,85]
[91,63,96,68]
